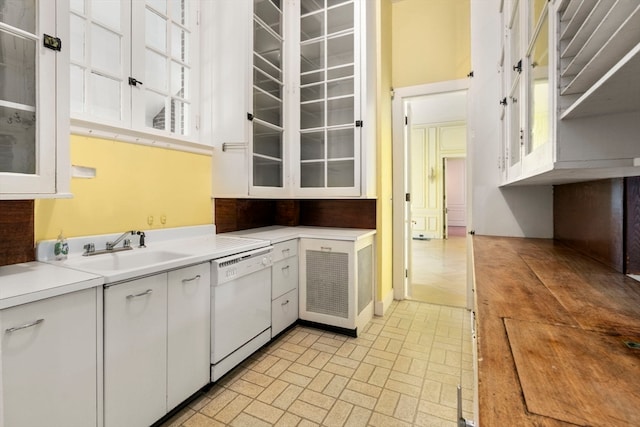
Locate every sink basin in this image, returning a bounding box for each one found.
[63,250,190,274]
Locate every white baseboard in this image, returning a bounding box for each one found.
[375,290,394,316]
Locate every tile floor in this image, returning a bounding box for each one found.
[410,236,468,308]
[161,301,474,427]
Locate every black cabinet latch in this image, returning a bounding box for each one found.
[513,59,522,74]
[355,120,363,127]
[467,70,474,78]
[43,34,62,51]
[500,97,508,106]
[247,113,254,121]
[128,77,143,86]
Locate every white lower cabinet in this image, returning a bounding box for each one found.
[299,236,375,335]
[104,274,168,427]
[1,288,100,427]
[167,264,211,409]
[271,240,299,337]
[104,263,210,427]
[272,288,298,337]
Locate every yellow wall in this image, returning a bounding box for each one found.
[377,0,393,304]
[35,136,212,241]
[392,0,470,88]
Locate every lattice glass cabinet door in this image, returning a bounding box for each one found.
[0,0,62,196]
[252,0,284,189]
[299,0,360,192]
[0,2,38,176]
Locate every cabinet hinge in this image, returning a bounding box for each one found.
[467,70,474,78]
[43,34,62,51]
[355,120,363,127]
[405,116,408,125]
[500,97,508,106]
[405,269,408,278]
[405,193,411,202]
[247,113,254,121]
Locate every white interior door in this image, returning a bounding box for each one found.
[404,104,413,298]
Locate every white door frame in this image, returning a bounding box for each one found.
[392,79,469,301]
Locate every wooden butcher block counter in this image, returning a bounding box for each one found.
[473,236,640,426]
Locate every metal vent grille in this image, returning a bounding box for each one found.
[306,249,349,319]
[357,244,373,315]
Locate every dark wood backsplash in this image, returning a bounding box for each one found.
[0,200,35,266]
[214,199,376,233]
[626,176,640,274]
[554,179,625,273]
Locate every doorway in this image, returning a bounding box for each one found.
[392,80,471,308]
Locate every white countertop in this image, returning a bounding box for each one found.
[0,262,103,309]
[225,226,376,243]
[0,226,271,309]
[2,225,375,309]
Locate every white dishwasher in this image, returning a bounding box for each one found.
[211,246,273,381]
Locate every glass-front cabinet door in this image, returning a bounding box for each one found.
[251,0,285,192]
[297,0,361,196]
[0,0,68,197]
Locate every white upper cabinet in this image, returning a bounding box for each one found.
[69,0,202,149]
[0,0,70,198]
[500,0,640,186]
[211,0,376,198]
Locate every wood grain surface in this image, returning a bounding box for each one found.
[505,319,640,426]
[626,176,640,274]
[0,200,35,266]
[553,179,624,272]
[474,236,640,426]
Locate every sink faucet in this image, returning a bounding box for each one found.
[82,230,147,256]
[106,230,135,250]
[106,230,146,250]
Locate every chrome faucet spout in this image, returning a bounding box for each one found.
[106,230,135,250]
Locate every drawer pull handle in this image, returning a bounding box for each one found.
[126,289,153,299]
[6,318,44,333]
[282,265,290,271]
[321,246,332,252]
[282,248,290,255]
[281,299,290,306]
[182,275,201,283]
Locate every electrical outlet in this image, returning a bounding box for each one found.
[160,214,167,225]
[147,215,154,226]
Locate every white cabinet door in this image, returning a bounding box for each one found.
[293,0,374,197]
[104,274,167,427]
[272,256,299,299]
[211,0,376,199]
[299,236,375,335]
[299,238,354,329]
[0,0,69,198]
[167,263,211,409]
[1,288,98,427]
[272,288,298,337]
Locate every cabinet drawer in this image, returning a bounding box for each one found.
[272,288,298,337]
[272,239,298,263]
[272,257,298,299]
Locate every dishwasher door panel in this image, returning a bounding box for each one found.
[211,267,271,363]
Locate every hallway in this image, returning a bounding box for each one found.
[409,233,467,308]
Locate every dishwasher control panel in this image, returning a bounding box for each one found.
[212,247,273,285]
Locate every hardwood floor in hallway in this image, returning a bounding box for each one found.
[409,235,467,308]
